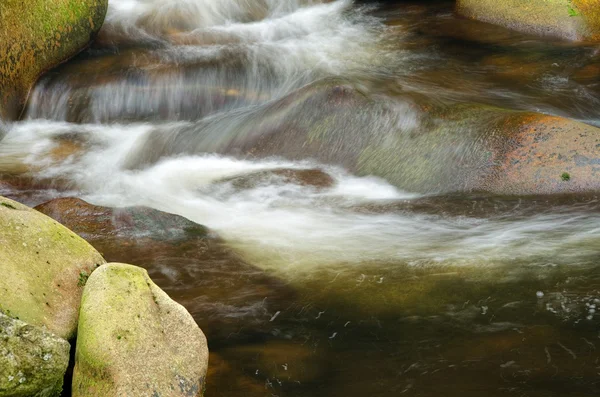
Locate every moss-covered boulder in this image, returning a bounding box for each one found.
[0,196,106,339]
[73,263,209,397]
[0,0,108,120]
[0,313,70,397]
[356,104,600,195]
[456,0,600,41]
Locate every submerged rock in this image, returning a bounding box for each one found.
[0,0,108,120]
[456,0,600,41]
[73,263,209,397]
[35,197,297,343]
[0,313,70,397]
[216,168,335,190]
[35,197,209,243]
[0,196,106,339]
[126,79,600,195]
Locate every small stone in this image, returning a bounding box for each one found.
[536,291,544,298]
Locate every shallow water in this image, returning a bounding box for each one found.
[1,0,600,395]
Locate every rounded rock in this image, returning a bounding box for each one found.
[73,263,209,397]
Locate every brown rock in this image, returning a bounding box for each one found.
[482,113,600,195]
[216,168,335,190]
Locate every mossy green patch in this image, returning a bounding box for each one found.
[457,0,600,41]
[73,263,208,397]
[0,196,106,339]
[0,0,109,120]
[0,313,70,397]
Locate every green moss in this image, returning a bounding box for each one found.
[457,0,600,41]
[0,196,106,339]
[561,172,571,181]
[0,313,70,397]
[73,263,208,397]
[78,271,89,287]
[0,0,109,120]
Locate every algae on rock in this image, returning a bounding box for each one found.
[0,196,106,340]
[73,263,209,397]
[0,313,70,397]
[456,0,600,41]
[0,0,108,120]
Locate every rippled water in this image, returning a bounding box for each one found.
[1,0,600,396]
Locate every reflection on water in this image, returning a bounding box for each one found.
[1,0,600,396]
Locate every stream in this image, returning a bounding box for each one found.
[1,0,599,396]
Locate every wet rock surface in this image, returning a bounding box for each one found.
[35,197,210,243]
[215,168,335,190]
[122,80,600,196]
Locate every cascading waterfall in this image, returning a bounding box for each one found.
[2,0,599,273]
[26,0,388,123]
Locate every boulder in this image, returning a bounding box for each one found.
[356,104,600,195]
[478,112,600,194]
[73,263,209,397]
[456,0,600,41]
[0,0,108,120]
[0,196,106,339]
[0,313,70,397]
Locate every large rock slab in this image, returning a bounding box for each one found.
[73,263,209,397]
[0,196,106,339]
[0,0,108,120]
[357,104,600,195]
[0,313,70,397]
[456,0,600,41]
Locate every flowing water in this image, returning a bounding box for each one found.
[1,0,600,395]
